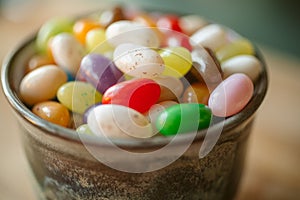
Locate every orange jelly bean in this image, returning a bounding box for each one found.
[182,83,210,105]
[26,54,54,74]
[32,101,70,127]
[73,19,102,44]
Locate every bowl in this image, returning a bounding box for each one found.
[1,7,268,200]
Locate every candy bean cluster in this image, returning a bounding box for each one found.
[19,6,262,138]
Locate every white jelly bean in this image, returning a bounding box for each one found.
[179,15,207,35]
[50,33,85,76]
[221,55,262,81]
[113,43,164,78]
[190,24,228,51]
[105,20,160,47]
[208,73,254,117]
[88,104,153,139]
[20,65,67,105]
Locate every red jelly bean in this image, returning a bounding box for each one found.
[157,15,183,32]
[102,78,161,113]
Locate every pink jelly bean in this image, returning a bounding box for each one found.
[208,73,254,117]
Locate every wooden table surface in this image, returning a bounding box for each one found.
[1,1,300,199]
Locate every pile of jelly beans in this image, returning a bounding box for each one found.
[19,6,262,138]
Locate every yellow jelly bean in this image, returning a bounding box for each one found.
[86,28,114,54]
[32,101,70,127]
[216,38,254,62]
[159,47,192,78]
[73,18,102,44]
[57,81,102,114]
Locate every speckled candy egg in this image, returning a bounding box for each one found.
[113,43,164,78]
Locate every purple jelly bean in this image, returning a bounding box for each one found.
[79,53,123,93]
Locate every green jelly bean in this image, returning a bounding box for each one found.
[216,38,254,62]
[76,124,94,135]
[156,103,212,136]
[36,18,73,54]
[57,81,102,114]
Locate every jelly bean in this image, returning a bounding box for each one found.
[57,81,102,114]
[26,54,54,74]
[113,43,164,78]
[159,46,192,78]
[83,102,102,124]
[85,28,114,54]
[20,65,67,105]
[105,20,160,47]
[156,15,183,32]
[208,73,254,117]
[76,124,94,135]
[153,76,184,102]
[79,53,123,93]
[99,6,125,28]
[87,104,153,138]
[102,78,161,113]
[221,55,262,81]
[156,103,212,136]
[191,46,223,88]
[190,24,228,51]
[36,18,73,54]
[182,83,210,105]
[146,101,178,132]
[50,33,85,76]
[73,18,102,44]
[216,38,254,62]
[179,15,207,35]
[32,101,70,127]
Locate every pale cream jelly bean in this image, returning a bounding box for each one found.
[19,5,263,138]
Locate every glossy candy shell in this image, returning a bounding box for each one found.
[57,81,102,114]
[79,53,123,94]
[32,101,70,127]
[156,103,212,136]
[102,78,161,113]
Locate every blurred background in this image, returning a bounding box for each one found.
[0,0,299,199]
